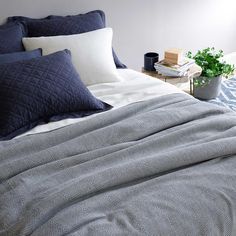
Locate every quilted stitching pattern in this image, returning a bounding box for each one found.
[0,49,42,64]
[0,24,24,54]
[0,50,111,140]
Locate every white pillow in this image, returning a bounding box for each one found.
[23,28,122,86]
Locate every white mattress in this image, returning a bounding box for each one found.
[16,69,188,138]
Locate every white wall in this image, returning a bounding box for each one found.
[0,0,236,70]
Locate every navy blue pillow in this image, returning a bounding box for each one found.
[7,15,52,23]
[0,24,24,54]
[7,11,105,36]
[0,48,42,64]
[7,10,105,26]
[49,10,106,27]
[0,50,112,140]
[7,10,126,69]
[22,12,105,37]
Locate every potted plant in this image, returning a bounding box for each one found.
[187,47,235,100]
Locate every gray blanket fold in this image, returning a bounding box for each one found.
[1,93,236,236]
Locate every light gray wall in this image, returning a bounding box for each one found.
[1,0,236,70]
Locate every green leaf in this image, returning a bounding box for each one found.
[186,47,235,86]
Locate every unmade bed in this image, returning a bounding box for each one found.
[1,10,236,236]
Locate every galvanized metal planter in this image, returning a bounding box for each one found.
[193,76,222,100]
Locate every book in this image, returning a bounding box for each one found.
[154,58,195,77]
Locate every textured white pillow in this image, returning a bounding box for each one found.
[23,28,122,86]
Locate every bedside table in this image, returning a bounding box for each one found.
[142,64,202,95]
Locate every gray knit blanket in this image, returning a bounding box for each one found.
[1,93,236,236]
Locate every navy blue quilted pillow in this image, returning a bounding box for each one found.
[49,10,106,27]
[7,15,52,23]
[7,10,105,26]
[8,11,102,38]
[23,12,104,37]
[0,23,24,54]
[0,48,42,64]
[7,10,126,69]
[0,50,112,140]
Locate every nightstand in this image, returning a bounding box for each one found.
[142,64,202,95]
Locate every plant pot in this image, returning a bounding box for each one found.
[193,76,222,100]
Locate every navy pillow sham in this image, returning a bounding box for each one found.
[0,23,24,54]
[22,12,105,37]
[7,15,52,23]
[0,48,42,64]
[49,10,106,27]
[8,10,105,26]
[0,50,112,140]
[7,10,126,69]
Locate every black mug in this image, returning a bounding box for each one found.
[144,52,159,71]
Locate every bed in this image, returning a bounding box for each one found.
[1,10,236,236]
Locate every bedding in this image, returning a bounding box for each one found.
[16,69,186,138]
[8,10,106,25]
[2,7,236,235]
[0,23,24,53]
[7,15,52,23]
[18,11,105,37]
[0,49,111,140]
[7,10,126,69]
[51,10,106,24]
[23,28,122,86]
[0,48,42,64]
[1,93,236,235]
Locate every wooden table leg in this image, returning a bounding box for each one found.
[190,78,193,95]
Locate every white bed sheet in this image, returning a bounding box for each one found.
[16,69,188,138]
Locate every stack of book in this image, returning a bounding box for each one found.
[154,58,195,77]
